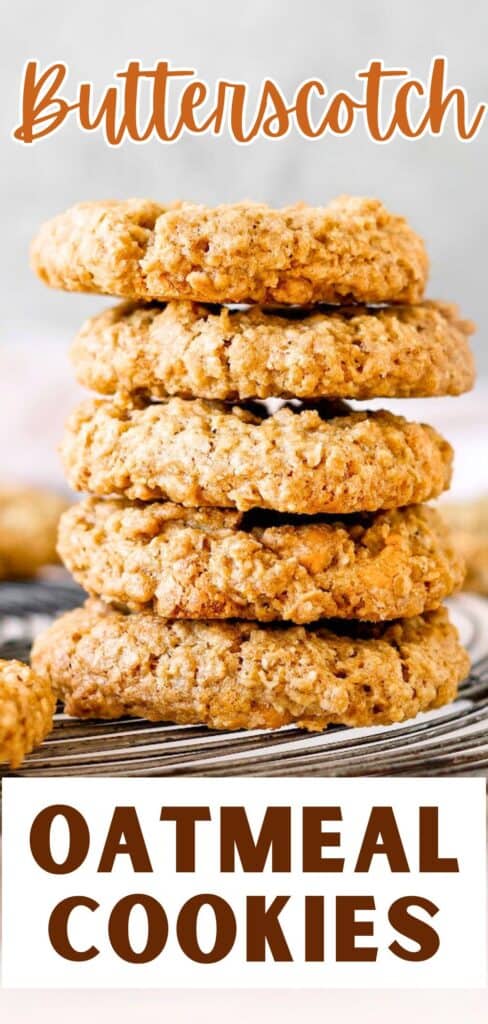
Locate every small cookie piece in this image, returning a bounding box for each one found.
[0,486,68,579]
[0,659,55,768]
[58,499,464,623]
[440,498,488,595]
[61,397,453,514]
[71,300,475,402]
[31,196,428,305]
[31,602,468,731]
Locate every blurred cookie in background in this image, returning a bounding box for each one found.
[0,485,68,579]
[440,496,488,596]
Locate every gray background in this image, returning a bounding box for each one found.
[1,0,487,369]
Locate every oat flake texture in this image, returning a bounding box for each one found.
[71,299,475,401]
[31,196,428,305]
[31,602,469,732]
[58,499,465,623]
[0,659,55,768]
[61,397,453,514]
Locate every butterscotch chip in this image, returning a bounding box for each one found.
[30,196,428,305]
[72,300,475,401]
[440,498,488,595]
[31,602,468,731]
[61,397,453,514]
[59,499,464,623]
[0,486,68,579]
[0,659,55,768]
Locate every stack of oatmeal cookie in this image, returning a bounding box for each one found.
[30,197,474,732]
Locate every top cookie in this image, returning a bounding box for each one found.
[31,196,428,305]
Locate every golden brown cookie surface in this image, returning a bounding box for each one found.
[0,486,68,579]
[61,398,453,514]
[31,197,428,305]
[0,659,55,768]
[72,300,475,401]
[59,499,464,623]
[440,497,488,595]
[31,602,468,732]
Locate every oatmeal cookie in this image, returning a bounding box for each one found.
[31,196,428,305]
[61,397,453,514]
[71,299,475,401]
[440,497,488,595]
[31,602,468,731]
[0,659,55,768]
[58,499,464,623]
[0,485,68,579]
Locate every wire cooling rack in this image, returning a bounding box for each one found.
[0,579,487,777]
